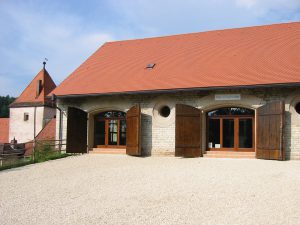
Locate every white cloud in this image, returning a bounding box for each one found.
[0,1,115,96]
[236,0,257,9]
[235,0,300,17]
[108,0,300,36]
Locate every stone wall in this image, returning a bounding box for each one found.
[56,87,300,159]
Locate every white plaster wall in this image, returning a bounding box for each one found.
[57,87,300,159]
[9,107,45,143]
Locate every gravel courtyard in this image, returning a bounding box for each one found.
[0,155,300,225]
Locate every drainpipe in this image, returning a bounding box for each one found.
[51,94,63,151]
[33,106,37,161]
[33,106,37,139]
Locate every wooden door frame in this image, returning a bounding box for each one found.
[207,115,255,152]
[95,117,126,149]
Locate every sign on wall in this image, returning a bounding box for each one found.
[215,94,241,101]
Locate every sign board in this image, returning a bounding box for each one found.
[215,94,241,101]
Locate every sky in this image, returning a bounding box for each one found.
[0,0,299,97]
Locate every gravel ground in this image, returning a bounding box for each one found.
[0,155,300,225]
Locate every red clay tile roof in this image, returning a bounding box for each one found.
[35,118,56,141]
[52,22,300,96]
[0,118,9,143]
[11,68,56,107]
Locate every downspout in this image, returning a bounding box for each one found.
[33,106,37,161]
[34,106,37,139]
[51,94,63,151]
[58,107,62,151]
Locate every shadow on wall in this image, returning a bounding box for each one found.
[285,111,292,160]
[141,113,152,156]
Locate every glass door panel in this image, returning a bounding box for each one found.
[108,120,118,145]
[119,120,126,145]
[239,118,253,148]
[208,119,220,148]
[94,120,105,146]
[222,119,234,148]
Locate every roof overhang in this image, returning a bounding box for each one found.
[53,82,300,99]
[9,101,55,108]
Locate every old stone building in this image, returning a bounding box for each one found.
[50,22,300,160]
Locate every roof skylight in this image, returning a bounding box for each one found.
[146,63,156,69]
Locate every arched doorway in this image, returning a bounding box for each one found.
[94,111,126,148]
[207,107,254,151]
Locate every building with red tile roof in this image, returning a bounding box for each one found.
[52,22,300,160]
[9,65,57,143]
[51,22,300,160]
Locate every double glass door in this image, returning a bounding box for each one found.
[107,119,126,146]
[94,111,126,148]
[208,107,254,151]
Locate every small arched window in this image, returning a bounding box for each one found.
[295,102,300,114]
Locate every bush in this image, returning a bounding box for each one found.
[33,141,68,163]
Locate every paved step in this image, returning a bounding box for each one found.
[89,148,126,155]
[204,151,255,159]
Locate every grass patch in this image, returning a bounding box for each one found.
[0,158,33,171]
[0,141,71,171]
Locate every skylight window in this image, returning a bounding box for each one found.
[146,63,156,69]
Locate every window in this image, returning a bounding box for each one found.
[295,102,300,114]
[208,107,254,117]
[159,106,171,118]
[36,80,42,97]
[24,113,29,121]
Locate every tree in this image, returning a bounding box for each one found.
[0,95,16,118]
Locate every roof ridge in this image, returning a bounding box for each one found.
[104,21,300,44]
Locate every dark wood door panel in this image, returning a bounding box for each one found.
[66,107,87,153]
[126,105,141,156]
[256,101,285,160]
[175,104,202,157]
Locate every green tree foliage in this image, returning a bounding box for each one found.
[0,95,16,118]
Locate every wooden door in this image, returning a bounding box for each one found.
[256,101,285,160]
[66,107,88,153]
[175,104,202,157]
[126,105,141,156]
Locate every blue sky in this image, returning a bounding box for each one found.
[0,0,299,96]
